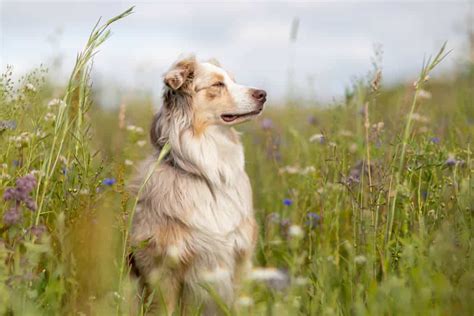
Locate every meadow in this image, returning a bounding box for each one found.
[0,8,473,316]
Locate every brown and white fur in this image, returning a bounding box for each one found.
[129,56,266,315]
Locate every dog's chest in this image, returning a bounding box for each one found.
[189,170,253,236]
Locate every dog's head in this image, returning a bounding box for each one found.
[162,56,266,132]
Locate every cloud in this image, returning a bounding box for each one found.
[1,0,470,105]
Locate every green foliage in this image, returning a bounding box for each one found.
[1,9,473,315]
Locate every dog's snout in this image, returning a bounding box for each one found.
[252,89,267,102]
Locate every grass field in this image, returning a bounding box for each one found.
[0,8,473,316]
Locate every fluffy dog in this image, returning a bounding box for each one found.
[129,56,266,314]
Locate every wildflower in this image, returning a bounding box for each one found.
[236,296,253,307]
[0,120,16,131]
[421,190,428,200]
[419,126,429,133]
[410,113,429,123]
[59,155,68,165]
[372,121,384,132]
[24,198,37,211]
[47,98,65,108]
[4,174,37,212]
[309,133,325,144]
[306,212,321,229]
[283,198,293,206]
[44,112,56,122]
[25,83,36,92]
[430,137,440,144]
[35,130,47,138]
[339,130,353,137]
[288,225,304,238]
[10,132,31,148]
[3,207,21,226]
[279,166,300,174]
[354,255,367,265]
[249,268,290,291]
[418,89,432,99]
[294,276,309,286]
[371,69,382,92]
[266,212,281,224]
[260,118,273,130]
[343,160,374,186]
[444,155,464,167]
[102,178,116,186]
[307,115,318,125]
[124,159,134,166]
[349,143,358,153]
[127,125,144,134]
[300,166,316,174]
[126,125,137,132]
[136,140,147,147]
[30,224,47,239]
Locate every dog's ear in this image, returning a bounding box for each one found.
[164,56,196,91]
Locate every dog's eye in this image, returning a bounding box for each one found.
[212,82,225,88]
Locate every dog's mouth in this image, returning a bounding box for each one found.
[221,108,263,123]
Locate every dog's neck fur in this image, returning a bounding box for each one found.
[166,116,245,186]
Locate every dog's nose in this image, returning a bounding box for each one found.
[252,89,267,102]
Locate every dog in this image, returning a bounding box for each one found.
[129,56,266,315]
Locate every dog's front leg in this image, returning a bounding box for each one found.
[144,267,181,316]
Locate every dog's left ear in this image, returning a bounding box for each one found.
[164,56,196,90]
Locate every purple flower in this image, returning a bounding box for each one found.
[306,212,321,228]
[430,137,440,144]
[30,224,46,239]
[3,174,37,215]
[3,207,21,226]
[280,218,291,235]
[445,157,457,167]
[24,197,37,211]
[3,187,17,201]
[283,198,293,206]
[16,174,36,193]
[102,178,116,186]
[266,212,281,224]
[261,118,273,130]
[307,115,318,126]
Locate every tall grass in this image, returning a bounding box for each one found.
[1,8,473,316]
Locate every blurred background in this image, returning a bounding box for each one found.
[1,0,472,107]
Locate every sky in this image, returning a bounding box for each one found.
[0,0,472,107]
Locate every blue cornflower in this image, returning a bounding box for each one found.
[421,190,428,200]
[283,198,293,206]
[430,137,440,144]
[306,212,321,228]
[102,178,116,186]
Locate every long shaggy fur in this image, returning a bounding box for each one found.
[129,56,259,315]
